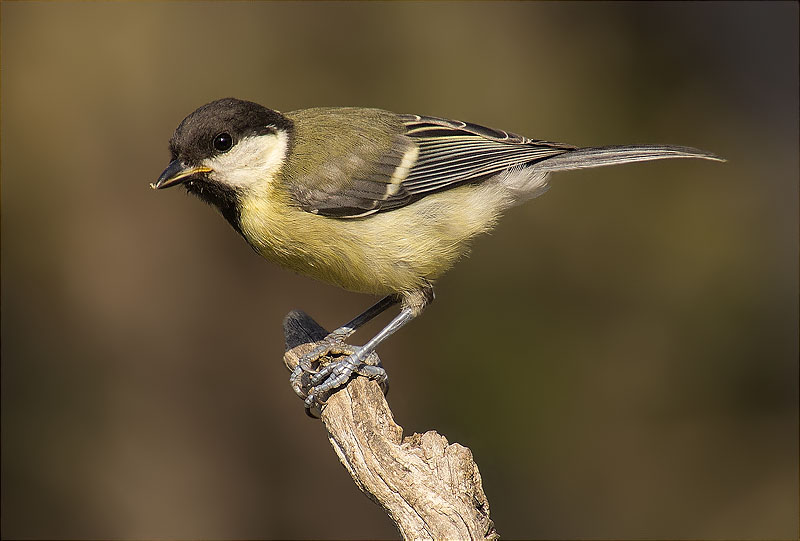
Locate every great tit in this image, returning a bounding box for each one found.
[154,97,722,409]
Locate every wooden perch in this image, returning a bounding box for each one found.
[283,310,498,541]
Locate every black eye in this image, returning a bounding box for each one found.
[213,132,233,152]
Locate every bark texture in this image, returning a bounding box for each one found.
[283,310,498,541]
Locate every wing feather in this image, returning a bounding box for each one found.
[395,115,572,198]
[285,108,574,218]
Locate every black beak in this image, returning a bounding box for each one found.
[151,160,212,190]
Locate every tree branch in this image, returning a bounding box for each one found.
[283,310,498,541]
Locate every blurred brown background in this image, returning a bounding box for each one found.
[2,2,797,539]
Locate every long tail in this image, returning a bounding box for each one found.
[535,145,724,172]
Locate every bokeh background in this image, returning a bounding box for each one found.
[2,2,797,539]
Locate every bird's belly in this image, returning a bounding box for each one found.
[239,183,510,294]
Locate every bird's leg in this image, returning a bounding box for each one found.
[329,294,400,342]
[290,294,398,398]
[304,285,434,408]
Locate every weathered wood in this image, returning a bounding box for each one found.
[283,310,498,541]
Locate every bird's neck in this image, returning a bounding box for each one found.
[185,180,245,237]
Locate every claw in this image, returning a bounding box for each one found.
[304,390,328,409]
[309,363,334,386]
[298,342,337,374]
[289,365,308,399]
[299,359,318,374]
[290,331,388,410]
[290,334,352,400]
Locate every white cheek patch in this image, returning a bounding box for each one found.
[204,131,289,189]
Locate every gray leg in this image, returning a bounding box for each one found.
[289,295,398,398]
[304,307,415,406]
[303,285,434,408]
[332,294,399,338]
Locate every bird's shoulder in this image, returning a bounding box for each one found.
[280,107,415,217]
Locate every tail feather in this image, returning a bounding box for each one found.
[534,145,724,172]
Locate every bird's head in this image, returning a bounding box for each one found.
[152,98,292,202]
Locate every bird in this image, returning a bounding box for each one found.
[153,97,722,410]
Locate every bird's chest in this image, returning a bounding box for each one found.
[236,184,499,295]
[237,190,412,294]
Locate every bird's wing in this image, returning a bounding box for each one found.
[286,109,573,218]
[398,114,573,199]
[284,108,418,218]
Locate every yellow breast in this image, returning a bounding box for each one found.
[238,181,511,295]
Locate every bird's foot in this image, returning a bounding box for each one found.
[289,330,349,397]
[305,345,387,405]
[290,335,387,414]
